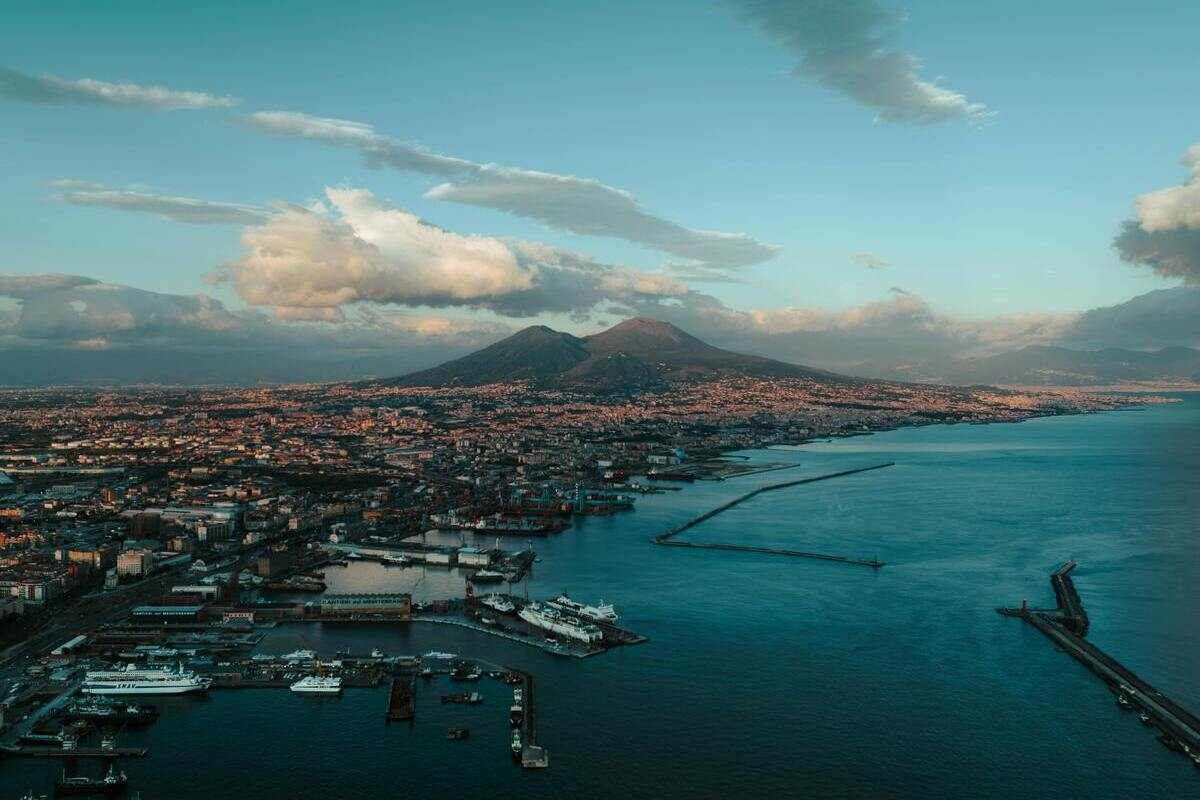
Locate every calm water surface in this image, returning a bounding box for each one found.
[5,395,1198,798]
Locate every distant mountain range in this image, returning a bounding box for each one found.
[387,317,844,391]
[875,345,1200,387]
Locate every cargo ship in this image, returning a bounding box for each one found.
[518,602,602,644]
[82,664,211,695]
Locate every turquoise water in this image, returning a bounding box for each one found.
[5,396,1198,798]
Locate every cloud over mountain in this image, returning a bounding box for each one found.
[241,111,778,271]
[211,187,689,320]
[1114,143,1200,284]
[729,0,989,124]
[0,66,238,110]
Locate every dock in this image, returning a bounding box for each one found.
[386,676,415,721]
[1000,562,1200,762]
[515,669,549,769]
[652,462,894,568]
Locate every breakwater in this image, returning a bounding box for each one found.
[652,462,895,568]
[1000,563,1200,763]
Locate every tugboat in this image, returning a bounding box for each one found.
[446,727,470,741]
[511,729,523,760]
[55,764,127,796]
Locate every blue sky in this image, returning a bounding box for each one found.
[2,0,1199,379]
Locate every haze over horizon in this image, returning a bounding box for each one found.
[3,1,1200,385]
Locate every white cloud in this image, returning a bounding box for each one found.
[1133,143,1200,233]
[729,0,989,124]
[240,111,778,271]
[212,187,690,319]
[1,66,238,110]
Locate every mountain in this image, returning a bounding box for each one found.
[389,317,844,390]
[872,345,1200,386]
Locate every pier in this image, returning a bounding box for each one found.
[653,462,894,568]
[1,745,148,758]
[1000,563,1200,762]
[386,676,415,721]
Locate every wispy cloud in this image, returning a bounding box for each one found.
[729,0,989,124]
[1,66,238,110]
[240,111,779,271]
[851,251,889,269]
[51,181,269,225]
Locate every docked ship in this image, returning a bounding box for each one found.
[82,664,211,695]
[518,602,603,644]
[480,595,516,614]
[546,593,618,624]
[55,764,127,796]
[290,675,342,694]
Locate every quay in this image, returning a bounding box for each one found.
[1000,562,1200,763]
[653,462,895,567]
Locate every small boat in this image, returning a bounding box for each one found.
[1116,694,1132,709]
[513,687,524,704]
[504,673,523,686]
[450,664,482,682]
[510,704,524,727]
[370,648,385,659]
[446,727,470,741]
[468,569,505,583]
[1138,712,1154,726]
[55,765,127,796]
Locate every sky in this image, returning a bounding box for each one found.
[2,0,1199,383]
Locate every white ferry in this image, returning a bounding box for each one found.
[281,649,317,662]
[290,675,342,694]
[82,663,211,695]
[480,595,516,614]
[518,603,603,644]
[546,593,618,624]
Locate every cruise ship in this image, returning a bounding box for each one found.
[480,594,516,614]
[546,593,618,624]
[518,602,603,644]
[290,675,342,694]
[82,663,211,695]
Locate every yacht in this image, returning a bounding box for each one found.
[290,675,342,694]
[480,595,515,614]
[82,663,210,695]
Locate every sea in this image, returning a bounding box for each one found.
[5,394,1197,799]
